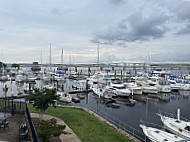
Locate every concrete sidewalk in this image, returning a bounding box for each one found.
[31,113,81,142]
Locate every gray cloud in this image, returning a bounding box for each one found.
[108,0,126,5]
[172,1,190,22]
[51,7,74,16]
[176,23,190,35]
[92,11,170,44]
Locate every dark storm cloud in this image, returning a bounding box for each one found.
[92,11,170,44]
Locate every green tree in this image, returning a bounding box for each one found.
[26,88,59,120]
[11,63,20,69]
[0,61,6,69]
[38,118,66,142]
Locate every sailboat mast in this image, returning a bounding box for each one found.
[41,50,43,72]
[61,48,63,70]
[50,43,52,70]
[97,43,100,64]
[61,48,63,65]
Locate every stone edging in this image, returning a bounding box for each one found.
[56,105,140,142]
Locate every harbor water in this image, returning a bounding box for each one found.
[0,70,190,141]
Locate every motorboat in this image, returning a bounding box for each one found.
[123,82,143,95]
[15,75,25,82]
[157,108,190,139]
[140,124,186,142]
[155,80,171,93]
[137,81,158,94]
[27,75,37,82]
[58,92,72,103]
[43,84,54,90]
[87,71,113,85]
[92,85,112,99]
[107,78,131,97]
[168,76,182,91]
[72,80,86,91]
[179,80,190,91]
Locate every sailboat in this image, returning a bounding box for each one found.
[140,124,186,142]
[157,108,190,139]
[55,48,65,81]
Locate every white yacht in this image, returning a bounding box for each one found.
[107,78,131,97]
[155,80,171,93]
[27,75,37,82]
[43,84,54,90]
[123,82,143,95]
[58,92,72,103]
[140,124,186,142]
[72,80,86,91]
[15,75,25,82]
[168,77,182,91]
[179,80,190,91]
[54,74,64,81]
[158,108,190,139]
[92,85,112,99]
[136,81,158,94]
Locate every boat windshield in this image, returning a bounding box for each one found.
[114,86,126,89]
[185,126,190,131]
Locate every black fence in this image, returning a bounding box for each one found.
[26,103,39,142]
[0,100,25,114]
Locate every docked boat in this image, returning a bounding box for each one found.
[179,80,190,91]
[157,108,190,139]
[58,92,72,103]
[92,85,112,99]
[72,80,86,91]
[140,124,186,142]
[43,84,54,90]
[136,81,158,94]
[107,78,131,97]
[27,75,37,82]
[168,76,182,91]
[15,75,25,82]
[155,80,171,93]
[123,82,143,95]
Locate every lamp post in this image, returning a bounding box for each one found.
[3,84,9,117]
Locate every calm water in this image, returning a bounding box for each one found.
[0,78,190,141]
[70,91,190,141]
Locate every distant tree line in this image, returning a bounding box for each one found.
[11,63,20,69]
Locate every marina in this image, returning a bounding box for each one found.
[1,0,190,141]
[0,64,190,142]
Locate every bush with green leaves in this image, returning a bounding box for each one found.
[38,118,66,142]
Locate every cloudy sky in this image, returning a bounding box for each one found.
[0,0,190,64]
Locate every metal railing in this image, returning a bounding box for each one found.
[91,108,147,142]
[26,104,39,142]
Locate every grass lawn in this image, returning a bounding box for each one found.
[29,105,131,142]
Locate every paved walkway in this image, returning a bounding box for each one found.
[0,113,28,142]
[31,113,81,142]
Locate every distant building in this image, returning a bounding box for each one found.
[31,62,41,71]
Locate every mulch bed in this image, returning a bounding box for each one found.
[31,118,61,142]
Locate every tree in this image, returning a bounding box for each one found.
[38,118,66,142]
[0,61,6,69]
[11,63,20,69]
[26,88,59,120]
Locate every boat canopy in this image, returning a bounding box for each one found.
[56,72,64,74]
